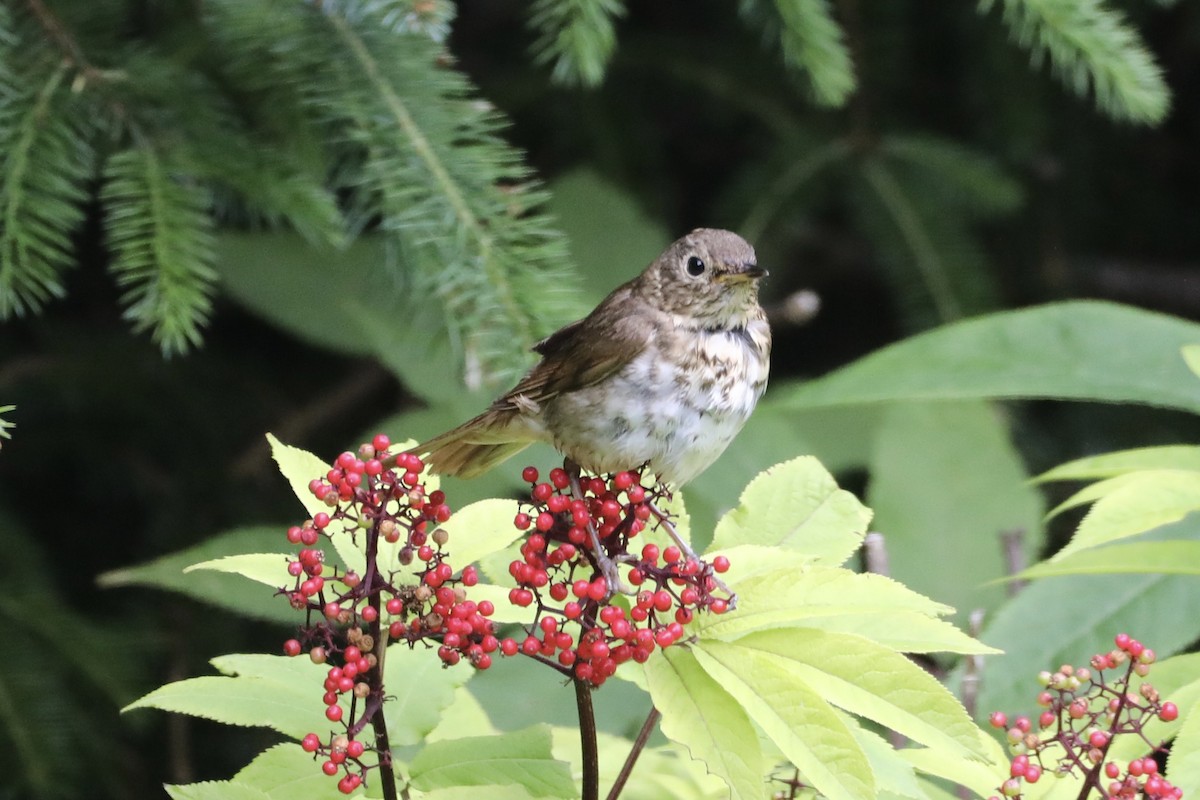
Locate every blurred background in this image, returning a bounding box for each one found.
[2,1,1199,797]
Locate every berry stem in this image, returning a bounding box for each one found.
[605,705,661,800]
[365,517,399,800]
[574,674,600,800]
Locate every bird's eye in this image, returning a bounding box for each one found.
[685,256,706,276]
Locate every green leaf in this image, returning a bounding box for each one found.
[165,782,273,800]
[866,401,1043,618]
[779,302,1200,414]
[438,499,527,568]
[901,738,1007,799]
[186,553,291,587]
[123,654,330,739]
[973,559,1200,720]
[1037,445,1200,482]
[381,641,475,747]
[692,640,874,800]
[709,456,870,566]
[1183,344,1200,378]
[408,726,574,797]
[1053,470,1200,561]
[1014,541,1200,579]
[96,526,304,625]
[697,566,997,655]
[727,628,984,759]
[1167,699,1200,794]
[643,646,764,800]
[229,744,355,799]
[267,433,331,521]
[844,719,925,800]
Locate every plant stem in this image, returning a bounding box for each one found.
[364,520,399,800]
[606,706,661,800]
[575,675,599,800]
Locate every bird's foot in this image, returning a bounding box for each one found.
[563,458,634,598]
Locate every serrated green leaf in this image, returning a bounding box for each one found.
[844,719,925,800]
[693,640,874,800]
[438,499,527,568]
[165,781,274,800]
[1046,471,1151,517]
[1165,693,1200,792]
[728,628,984,758]
[901,738,1007,799]
[382,642,475,747]
[643,646,764,800]
[408,725,574,797]
[96,526,310,624]
[1012,541,1200,580]
[1037,446,1200,483]
[1054,470,1200,561]
[186,553,292,587]
[709,456,870,565]
[867,401,1042,620]
[123,655,331,739]
[230,744,359,799]
[779,302,1200,414]
[267,433,330,521]
[697,566,996,654]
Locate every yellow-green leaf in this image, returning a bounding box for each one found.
[710,456,870,566]
[185,553,290,587]
[693,640,874,800]
[1037,446,1200,483]
[727,628,984,758]
[1054,470,1200,561]
[643,646,764,800]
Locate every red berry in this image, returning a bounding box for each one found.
[283,639,302,657]
[1114,633,1132,651]
[325,704,343,722]
[301,733,321,752]
[322,760,339,776]
[549,468,570,489]
[1160,702,1179,722]
[1024,765,1042,784]
[522,466,539,483]
[1105,762,1120,779]
[1089,730,1109,749]
[712,555,731,573]
[514,512,532,530]
[346,739,365,758]
[663,545,682,564]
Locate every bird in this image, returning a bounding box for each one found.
[415,228,771,491]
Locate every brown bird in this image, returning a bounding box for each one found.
[416,228,771,489]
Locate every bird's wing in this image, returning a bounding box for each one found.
[495,289,656,410]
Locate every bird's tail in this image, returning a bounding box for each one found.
[414,410,535,479]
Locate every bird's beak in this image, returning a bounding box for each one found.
[719,263,768,282]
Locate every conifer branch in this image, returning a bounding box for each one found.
[102,145,217,355]
[739,0,856,106]
[0,55,92,318]
[980,0,1170,123]
[529,0,626,87]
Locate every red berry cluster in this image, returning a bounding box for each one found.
[988,633,1182,800]
[500,465,733,687]
[281,434,497,794]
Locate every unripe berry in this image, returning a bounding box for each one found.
[989,711,1008,729]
